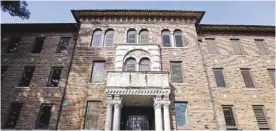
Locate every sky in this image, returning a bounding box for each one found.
[1,1,275,25]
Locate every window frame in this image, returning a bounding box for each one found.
[91,29,103,47]
[1,65,9,80]
[139,58,151,71]
[56,37,71,53]
[139,29,149,44]
[222,105,238,130]
[254,39,269,56]
[127,29,137,44]
[230,38,244,55]
[104,29,115,47]
[124,57,137,72]
[18,66,35,87]
[83,101,101,130]
[161,30,171,47]
[240,68,255,88]
[206,38,219,54]
[252,105,270,130]
[90,61,106,83]
[174,102,190,129]
[170,61,184,83]
[35,103,53,129]
[267,69,275,88]
[213,68,227,88]
[6,37,21,53]
[47,67,63,87]
[32,37,45,53]
[173,30,184,47]
[4,102,23,129]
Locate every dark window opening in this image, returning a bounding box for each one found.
[32,37,45,53]
[19,66,35,87]
[222,105,237,129]
[1,66,9,80]
[162,35,171,47]
[36,104,53,129]
[253,105,269,130]
[47,67,62,87]
[4,103,23,129]
[91,62,105,83]
[268,69,275,87]
[124,58,136,71]
[241,69,255,88]
[214,68,226,87]
[57,37,70,53]
[175,35,184,47]
[170,61,184,83]
[6,37,21,53]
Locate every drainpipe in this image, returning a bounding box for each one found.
[196,30,220,130]
[55,24,79,130]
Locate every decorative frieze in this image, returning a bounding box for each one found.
[106,88,170,95]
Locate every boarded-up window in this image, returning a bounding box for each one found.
[241,69,255,88]
[91,62,105,83]
[1,66,8,80]
[252,105,269,130]
[104,29,114,47]
[125,58,136,71]
[32,37,45,53]
[57,37,70,53]
[213,68,226,87]
[47,67,62,87]
[255,39,268,55]
[4,103,23,129]
[222,105,237,129]
[139,58,150,71]
[267,69,275,87]
[175,102,188,127]
[162,30,171,47]
[174,30,184,47]
[170,62,183,83]
[231,39,243,55]
[206,38,219,54]
[7,37,21,53]
[84,102,100,130]
[127,29,137,43]
[36,104,53,129]
[91,30,102,47]
[19,66,35,87]
[139,29,149,44]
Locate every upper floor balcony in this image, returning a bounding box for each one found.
[107,71,169,88]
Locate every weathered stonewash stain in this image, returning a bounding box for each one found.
[1,24,77,130]
[199,30,275,130]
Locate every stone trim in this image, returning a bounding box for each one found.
[106,88,170,95]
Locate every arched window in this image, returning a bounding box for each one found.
[139,58,150,71]
[127,29,137,43]
[162,30,171,47]
[174,30,184,47]
[124,57,136,71]
[91,29,102,47]
[139,29,149,44]
[104,29,115,47]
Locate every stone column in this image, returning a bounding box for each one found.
[154,96,163,131]
[105,95,113,130]
[112,96,122,130]
[163,101,171,131]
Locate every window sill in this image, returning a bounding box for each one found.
[88,83,105,85]
[162,47,188,49]
[44,86,59,88]
[15,86,29,89]
[176,125,190,130]
[244,88,262,91]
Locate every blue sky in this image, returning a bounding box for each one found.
[1,1,275,25]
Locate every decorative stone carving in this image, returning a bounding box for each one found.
[107,88,170,95]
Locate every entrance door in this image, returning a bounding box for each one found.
[121,107,154,130]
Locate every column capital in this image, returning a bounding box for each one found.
[163,101,171,109]
[154,102,162,109]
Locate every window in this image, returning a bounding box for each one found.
[104,29,114,47]
[1,66,8,80]
[4,103,23,129]
[170,62,183,83]
[231,39,243,55]
[139,29,149,44]
[206,38,219,54]
[222,105,237,129]
[241,69,255,88]
[124,58,136,71]
[47,67,62,87]
[127,29,137,43]
[213,68,226,87]
[139,58,150,71]
[255,39,268,55]
[174,30,184,47]
[252,105,269,130]
[267,69,275,87]
[18,66,35,87]
[36,104,53,129]
[91,62,105,83]
[57,37,70,53]
[32,37,45,53]
[175,102,188,128]
[84,102,101,129]
[91,29,102,47]
[162,30,171,47]
[6,37,21,53]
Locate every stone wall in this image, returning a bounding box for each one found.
[1,31,76,130]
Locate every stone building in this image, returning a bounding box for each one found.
[1,9,275,130]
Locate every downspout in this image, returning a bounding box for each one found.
[196,28,220,130]
[56,24,79,129]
